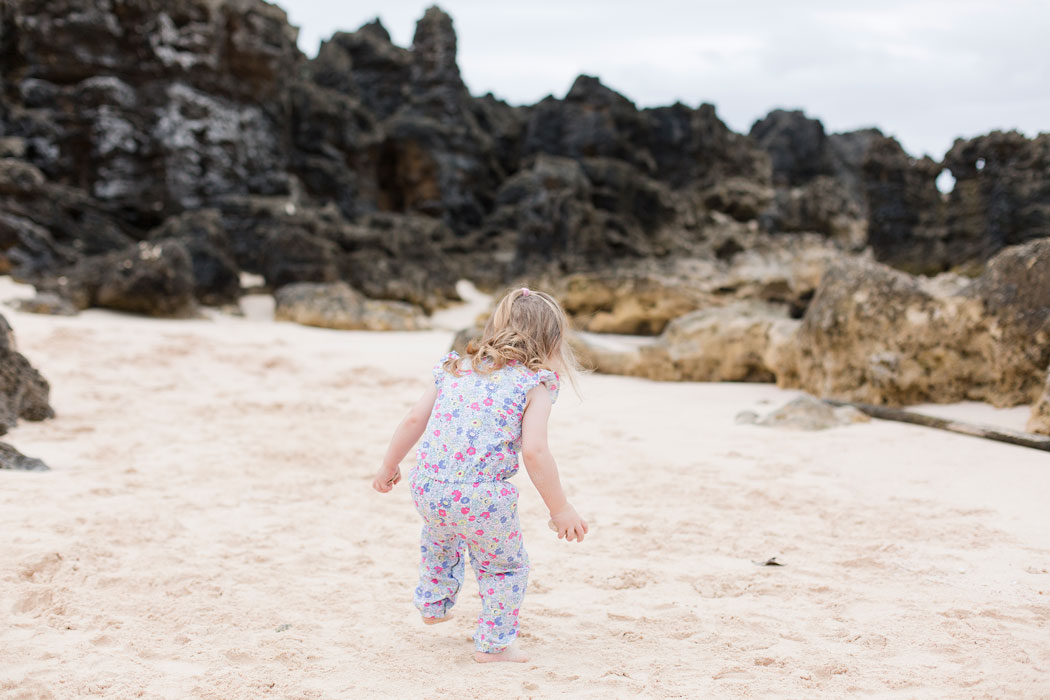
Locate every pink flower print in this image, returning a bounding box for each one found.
[487,588,495,595]
[444,413,451,421]
[483,397,493,406]
[438,508,446,516]
[471,402,480,410]
[512,608,519,616]
[480,511,491,519]
[461,507,470,515]
[475,529,484,535]
[433,429,440,437]
[434,566,443,573]
[454,452,464,461]
[466,447,476,456]
[451,490,462,502]
[468,515,476,521]
[482,560,490,566]
[500,488,511,496]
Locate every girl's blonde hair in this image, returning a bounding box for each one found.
[444,287,583,393]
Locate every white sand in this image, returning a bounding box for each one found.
[2,277,1049,699]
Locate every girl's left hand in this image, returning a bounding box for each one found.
[372,463,402,493]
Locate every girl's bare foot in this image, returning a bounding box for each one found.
[473,643,528,663]
[422,613,454,625]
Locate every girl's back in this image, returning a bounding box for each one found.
[418,351,559,484]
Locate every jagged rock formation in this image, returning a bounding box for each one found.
[0,0,1047,326]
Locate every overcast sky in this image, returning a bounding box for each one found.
[282,1,1048,160]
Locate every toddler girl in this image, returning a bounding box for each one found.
[372,287,588,664]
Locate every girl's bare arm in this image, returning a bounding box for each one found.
[521,386,588,542]
[373,383,438,492]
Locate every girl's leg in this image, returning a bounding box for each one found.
[467,487,529,653]
[413,524,466,619]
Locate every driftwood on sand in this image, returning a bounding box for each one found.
[824,399,1050,453]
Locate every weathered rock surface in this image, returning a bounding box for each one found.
[148,209,241,305]
[542,234,843,335]
[0,441,49,471]
[274,281,428,331]
[735,394,870,431]
[0,312,54,435]
[1028,371,1050,436]
[944,131,1050,263]
[861,135,947,273]
[42,240,197,317]
[783,239,1050,407]
[5,292,77,316]
[572,302,799,383]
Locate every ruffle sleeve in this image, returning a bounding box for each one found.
[525,368,560,405]
[433,350,460,384]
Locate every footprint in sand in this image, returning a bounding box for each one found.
[19,552,64,583]
[591,569,650,590]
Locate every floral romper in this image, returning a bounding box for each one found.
[409,351,559,653]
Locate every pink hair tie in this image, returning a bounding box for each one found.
[520,287,531,296]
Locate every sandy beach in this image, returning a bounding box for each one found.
[2,278,1049,699]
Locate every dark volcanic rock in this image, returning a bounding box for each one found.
[288,81,381,220]
[214,196,459,311]
[334,212,460,312]
[525,79,768,192]
[2,0,301,227]
[148,209,241,305]
[944,131,1050,263]
[484,155,664,278]
[0,442,49,471]
[0,158,134,279]
[362,7,503,234]
[861,135,947,273]
[523,76,654,174]
[750,109,833,187]
[262,225,341,290]
[309,20,411,120]
[43,239,197,317]
[0,312,54,435]
[645,102,769,189]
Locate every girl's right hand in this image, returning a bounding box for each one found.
[549,504,588,543]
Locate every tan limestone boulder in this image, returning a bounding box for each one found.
[275,282,429,331]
